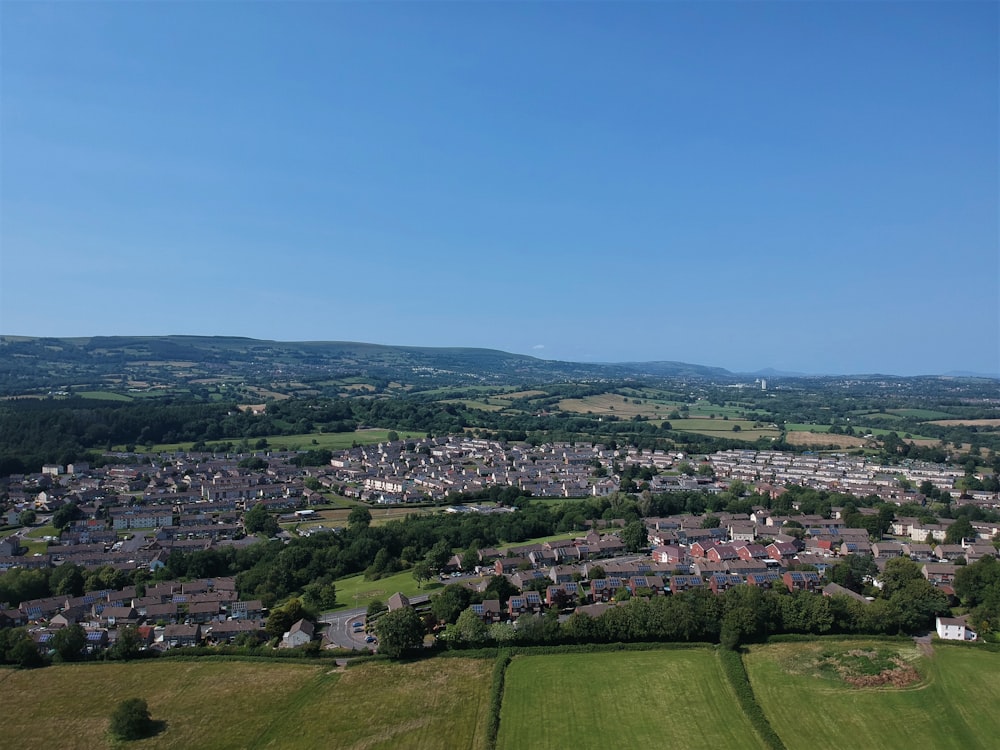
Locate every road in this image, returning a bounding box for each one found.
[320,593,430,650]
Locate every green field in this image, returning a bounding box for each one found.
[889,408,956,420]
[122,429,425,454]
[331,568,450,610]
[745,641,1000,750]
[1,657,492,750]
[75,390,135,402]
[668,418,780,441]
[496,650,765,750]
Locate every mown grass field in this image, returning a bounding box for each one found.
[744,641,1000,750]
[1,657,492,750]
[330,567,457,609]
[496,650,765,750]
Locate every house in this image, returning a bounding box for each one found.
[709,574,744,594]
[470,599,503,624]
[387,592,411,611]
[783,571,821,593]
[936,616,977,641]
[822,582,870,604]
[162,623,201,647]
[766,542,798,560]
[670,575,704,594]
[746,572,783,589]
[282,618,314,648]
[922,563,958,586]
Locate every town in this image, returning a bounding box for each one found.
[2,434,996,657]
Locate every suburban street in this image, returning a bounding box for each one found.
[320,594,430,650]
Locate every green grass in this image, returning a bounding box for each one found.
[669,418,780,441]
[496,650,765,750]
[122,429,425,454]
[0,660,328,749]
[745,641,1000,750]
[24,523,58,539]
[0,657,492,750]
[889,408,956,420]
[268,657,492,749]
[74,390,134,401]
[331,568,451,610]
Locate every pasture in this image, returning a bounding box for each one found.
[129,428,424,454]
[744,641,1000,750]
[496,650,765,750]
[0,657,492,750]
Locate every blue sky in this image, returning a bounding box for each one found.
[2,1,997,375]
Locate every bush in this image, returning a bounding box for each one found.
[486,649,512,750]
[717,648,785,750]
[109,697,153,741]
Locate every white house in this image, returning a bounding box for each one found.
[936,616,977,641]
[281,618,314,648]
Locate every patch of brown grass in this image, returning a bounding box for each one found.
[785,432,866,448]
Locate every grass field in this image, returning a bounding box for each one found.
[1,657,492,750]
[558,394,677,419]
[331,568,450,609]
[496,650,765,750]
[75,390,135,401]
[929,419,1000,428]
[668,418,780,441]
[888,408,956,420]
[744,641,1000,750]
[126,429,425,454]
[785,432,867,448]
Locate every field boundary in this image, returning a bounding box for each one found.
[486,649,512,750]
[718,648,787,750]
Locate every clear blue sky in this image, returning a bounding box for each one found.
[2,1,997,376]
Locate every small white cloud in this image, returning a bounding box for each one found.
[532,344,545,350]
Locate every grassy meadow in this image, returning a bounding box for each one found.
[744,641,1000,750]
[496,650,766,750]
[6,643,1000,749]
[123,429,424,454]
[1,657,492,750]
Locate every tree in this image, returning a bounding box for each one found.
[266,597,309,638]
[52,502,82,532]
[347,506,372,529]
[111,625,144,661]
[51,623,87,661]
[945,517,975,544]
[109,698,153,741]
[374,606,425,658]
[587,565,606,581]
[453,608,488,645]
[18,509,36,526]
[412,561,432,589]
[244,503,279,537]
[430,584,471,624]
[621,520,648,553]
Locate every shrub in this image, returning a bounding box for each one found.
[109,697,153,741]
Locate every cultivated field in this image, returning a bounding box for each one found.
[744,641,1000,750]
[558,394,676,419]
[929,419,1000,428]
[496,650,765,750]
[1,657,492,750]
[785,431,867,448]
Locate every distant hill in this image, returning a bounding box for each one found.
[0,335,738,395]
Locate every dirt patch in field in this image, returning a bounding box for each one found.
[817,648,922,689]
